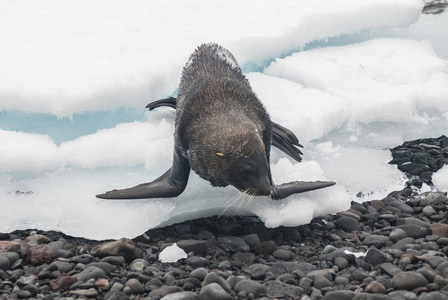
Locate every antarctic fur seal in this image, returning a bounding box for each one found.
[96,43,335,200]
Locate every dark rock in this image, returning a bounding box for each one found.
[264,280,303,299]
[365,281,387,294]
[377,263,402,277]
[272,249,293,261]
[335,217,362,232]
[198,282,232,300]
[234,280,266,298]
[104,291,130,300]
[125,278,144,294]
[186,256,209,268]
[270,261,314,276]
[203,272,231,293]
[91,238,143,262]
[362,235,390,248]
[243,234,261,250]
[218,236,250,253]
[76,266,106,282]
[255,240,277,256]
[389,228,407,242]
[232,252,255,265]
[396,224,430,238]
[190,268,208,281]
[365,248,392,266]
[322,290,356,300]
[177,239,208,256]
[392,271,428,290]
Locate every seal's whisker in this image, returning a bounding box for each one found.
[220,191,245,218]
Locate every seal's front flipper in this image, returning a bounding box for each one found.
[272,181,335,200]
[146,97,177,110]
[271,122,303,163]
[96,152,190,199]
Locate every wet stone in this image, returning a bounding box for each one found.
[234,280,266,298]
[335,217,362,232]
[198,282,232,300]
[392,271,429,290]
[218,236,250,253]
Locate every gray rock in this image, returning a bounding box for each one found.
[418,291,448,300]
[424,256,447,269]
[125,278,144,294]
[270,261,314,276]
[190,268,208,281]
[203,272,231,293]
[423,205,437,217]
[389,228,407,242]
[377,263,402,277]
[218,236,250,252]
[335,217,362,232]
[234,280,266,297]
[161,291,199,300]
[388,201,414,214]
[70,288,98,297]
[365,248,392,266]
[51,261,73,273]
[352,294,393,300]
[76,266,106,282]
[88,262,115,275]
[0,252,20,266]
[198,282,232,300]
[313,274,333,289]
[392,271,428,290]
[397,225,431,239]
[392,237,416,250]
[322,290,356,300]
[148,286,184,299]
[226,275,246,290]
[90,238,143,262]
[186,256,209,268]
[104,291,130,300]
[177,239,208,256]
[0,256,10,271]
[243,234,261,250]
[273,249,293,261]
[388,290,417,300]
[362,235,390,248]
[129,258,149,271]
[334,257,349,270]
[420,192,448,206]
[264,280,303,299]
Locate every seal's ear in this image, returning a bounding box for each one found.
[215,152,224,157]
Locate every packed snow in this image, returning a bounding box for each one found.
[1,0,447,240]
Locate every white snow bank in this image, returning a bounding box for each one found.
[0,0,422,117]
[1,1,448,240]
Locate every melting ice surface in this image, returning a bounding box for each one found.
[1,0,448,240]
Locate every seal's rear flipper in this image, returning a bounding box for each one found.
[146,97,304,163]
[272,181,335,200]
[96,152,190,199]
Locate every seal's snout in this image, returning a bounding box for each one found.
[254,176,272,196]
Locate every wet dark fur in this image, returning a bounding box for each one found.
[175,43,272,193]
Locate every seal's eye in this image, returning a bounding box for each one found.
[241,167,253,177]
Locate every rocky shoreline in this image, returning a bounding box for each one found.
[2,181,448,299]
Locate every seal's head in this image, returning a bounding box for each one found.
[202,130,272,196]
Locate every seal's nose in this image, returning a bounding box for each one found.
[256,176,272,196]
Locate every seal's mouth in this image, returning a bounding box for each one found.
[243,187,272,197]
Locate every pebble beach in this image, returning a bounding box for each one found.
[1,135,448,300]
